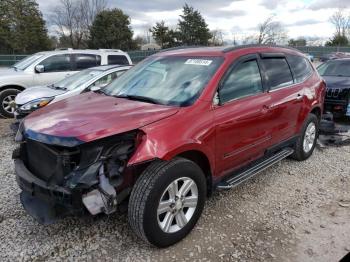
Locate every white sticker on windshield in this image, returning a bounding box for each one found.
[185,59,213,66]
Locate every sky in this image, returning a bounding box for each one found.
[36,0,350,43]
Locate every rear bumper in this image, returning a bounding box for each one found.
[15,159,85,224]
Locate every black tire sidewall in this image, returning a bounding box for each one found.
[0,89,20,118]
[142,160,207,248]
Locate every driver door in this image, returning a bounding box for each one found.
[33,54,75,86]
[214,54,274,177]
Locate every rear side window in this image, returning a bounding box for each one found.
[40,54,72,72]
[287,55,313,83]
[261,58,294,90]
[75,54,101,70]
[108,55,129,65]
[220,59,263,103]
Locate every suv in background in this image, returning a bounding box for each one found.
[14,45,325,247]
[317,58,350,118]
[0,49,132,118]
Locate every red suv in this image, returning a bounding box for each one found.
[14,45,325,247]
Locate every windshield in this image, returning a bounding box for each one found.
[103,56,223,106]
[13,54,44,70]
[317,60,350,77]
[53,69,103,91]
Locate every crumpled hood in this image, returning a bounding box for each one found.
[24,92,179,146]
[15,86,66,105]
[323,76,350,89]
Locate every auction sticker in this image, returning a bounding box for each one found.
[185,59,213,66]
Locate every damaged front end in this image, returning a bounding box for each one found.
[13,129,141,224]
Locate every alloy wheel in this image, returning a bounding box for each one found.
[303,122,316,153]
[157,177,198,233]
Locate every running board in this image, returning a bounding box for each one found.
[217,148,294,190]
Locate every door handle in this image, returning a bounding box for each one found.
[261,105,270,113]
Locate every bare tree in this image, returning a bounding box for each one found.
[210,30,224,46]
[330,9,350,37]
[51,0,107,48]
[257,16,288,45]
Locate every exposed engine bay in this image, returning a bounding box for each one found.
[13,130,138,224]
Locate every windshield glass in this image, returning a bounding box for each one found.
[317,60,350,77]
[53,69,103,90]
[103,56,223,106]
[13,54,44,70]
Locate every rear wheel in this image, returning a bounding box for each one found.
[291,114,319,161]
[0,89,21,118]
[128,158,207,247]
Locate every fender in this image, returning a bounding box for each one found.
[128,135,216,176]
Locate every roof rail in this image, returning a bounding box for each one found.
[158,45,205,53]
[223,44,300,53]
[98,49,123,52]
[55,48,73,51]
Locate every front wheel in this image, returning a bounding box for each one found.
[291,114,319,161]
[128,158,207,247]
[0,89,21,118]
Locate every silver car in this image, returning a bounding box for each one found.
[15,65,131,120]
[0,49,132,118]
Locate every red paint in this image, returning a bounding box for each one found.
[24,46,325,181]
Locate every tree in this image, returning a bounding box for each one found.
[0,1,12,52]
[177,4,212,46]
[330,9,349,37]
[257,16,288,45]
[89,9,134,50]
[0,0,50,53]
[326,34,349,46]
[51,0,107,48]
[150,21,169,48]
[210,30,224,46]
[150,21,179,48]
[288,38,307,47]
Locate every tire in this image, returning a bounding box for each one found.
[128,157,207,247]
[291,114,319,161]
[0,89,21,118]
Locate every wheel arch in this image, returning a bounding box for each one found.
[0,85,25,92]
[310,106,322,121]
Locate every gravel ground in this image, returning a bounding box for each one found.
[0,118,349,262]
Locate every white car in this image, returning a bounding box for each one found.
[15,65,131,120]
[0,49,132,118]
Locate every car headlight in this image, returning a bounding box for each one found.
[19,97,54,112]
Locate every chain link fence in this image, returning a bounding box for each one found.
[2,46,350,67]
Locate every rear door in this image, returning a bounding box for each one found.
[214,54,274,176]
[259,54,304,143]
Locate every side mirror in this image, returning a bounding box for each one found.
[35,65,45,73]
[89,85,101,92]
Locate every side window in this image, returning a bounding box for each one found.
[287,55,313,83]
[75,54,101,70]
[108,55,129,65]
[91,70,126,88]
[39,55,72,72]
[220,59,263,104]
[261,58,294,90]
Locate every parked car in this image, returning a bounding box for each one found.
[0,49,132,118]
[14,65,131,120]
[14,45,325,247]
[317,59,350,118]
[320,52,350,62]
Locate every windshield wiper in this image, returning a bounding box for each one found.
[114,94,161,104]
